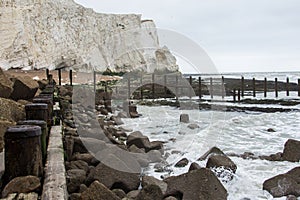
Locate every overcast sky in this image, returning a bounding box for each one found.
[74,0,300,73]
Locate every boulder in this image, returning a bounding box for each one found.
[282,139,300,162]
[180,114,189,123]
[0,68,13,98]
[69,193,81,200]
[126,190,140,199]
[287,195,298,200]
[188,162,202,172]
[112,189,126,199]
[81,181,121,200]
[142,176,168,195]
[175,158,189,168]
[2,176,41,198]
[66,169,86,193]
[136,184,164,200]
[164,168,228,200]
[0,98,25,122]
[263,174,300,198]
[86,163,140,193]
[206,155,237,173]
[127,131,152,152]
[198,146,225,161]
[0,120,15,152]
[72,153,99,166]
[65,160,89,173]
[9,76,39,100]
[187,123,199,129]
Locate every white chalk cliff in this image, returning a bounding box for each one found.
[0,0,178,72]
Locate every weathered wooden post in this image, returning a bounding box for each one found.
[189,76,192,99]
[252,78,256,97]
[286,77,289,96]
[275,78,278,98]
[33,97,53,126]
[48,74,53,85]
[58,69,62,86]
[3,125,43,184]
[164,74,167,98]
[17,120,47,164]
[69,70,73,86]
[93,70,96,93]
[233,89,236,102]
[152,74,155,99]
[241,76,244,97]
[221,76,225,99]
[140,76,144,100]
[198,76,202,100]
[298,79,300,97]
[238,89,241,102]
[210,77,213,99]
[264,77,267,98]
[46,69,49,80]
[175,74,178,101]
[127,76,131,100]
[25,103,48,123]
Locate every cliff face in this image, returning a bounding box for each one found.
[0,0,178,72]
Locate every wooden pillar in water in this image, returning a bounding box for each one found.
[286,77,289,96]
[46,69,49,80]
[264,77,267,98]
[221,76,225,99]
[252,78,256,97]
[189,76,192,99]
[175,74,178,101]
[233,89,236,102]
[238,89,241,102]
[93,71,96,93]
[164,74,167,98]
[198,77,202,100]
[58,69,62,86]
[298,79,300,97]
[210,77,213,99]
[140,76,143,100]
[275,78,278,98]
[152,74,155,99]
[69,70,73,86]
[127,76,131,100]
[241,76,244,97]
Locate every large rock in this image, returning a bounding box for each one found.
[0,120,15,152]
[66,169,86,193]
[180,114,189,123]
[9,76,39,100]
[164,168,228,200]
[198,146,226,161]
[86,163,140,192]
[282,139,300,162]
[206,155,237,173]
[0,68,13,98]
[0,98,25,122]
[81,181,121,200]
[2,176,41,198]
[127,131,151,152]
[142,176,168,195]
[136,184,164,200]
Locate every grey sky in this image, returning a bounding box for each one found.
[74,0,300,73]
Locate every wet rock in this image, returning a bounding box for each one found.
[175,158,189,168]
[72,153,99,166]
[128,144,145,153]
[111,116,124,125]
[286,195,297,200]
[0,98,25,122]
[126,190,140,199]
[0,68,13,98]
[112,189,126,199]
[188,162,202,172]
[164,197,177,200]
[79,184,88,193]
[198,146,225,161]
[86,163,140,192]
[136,184,163,200]
[9,76,39,101]
[66,169,86,193]
[267,128,276,132]
[65,160,89,173]
[206,155,237,174]
[100,107,109,115]
[73,137,107,155]
[164,168,228,200]
[142,176,168,195]
[2,176,41,198]
[127,131,152,152]
[259,152,283,161]
[282,139,300,162]
[180,114,189,123]
[81,181,121,200]
[3,192,39,200]
[187,123,199,129]
[150,141,164,154]
[263,174,300,198]
[147,150,163,163]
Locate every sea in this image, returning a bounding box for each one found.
[120,71,300,200]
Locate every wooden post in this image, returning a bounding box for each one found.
[25,103,48,123]
[198,77,202,100]
[152,74,155,99]
[17,120,48,165]
[93,71,96,93]
[58,69,62,86]
[46,69,49,80]
[252,78,256,97]
[221,76,225,99]
[164,74,167,98]
[264,77,267,98]
[3,125,43,184]
[140,76,143,100]
[175,74,178,101]
[48,74,53,85]
[33,97,53,126]
[189,76,192,99]
[210,77,213,99]
[238,89,241,102]
[233,89,236,102]
[241,76,244,97]
[127,76,131,100]
[69,70,73,86]
[275,78,278,98]
[298,79,300,97]
[286,77,289,96]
